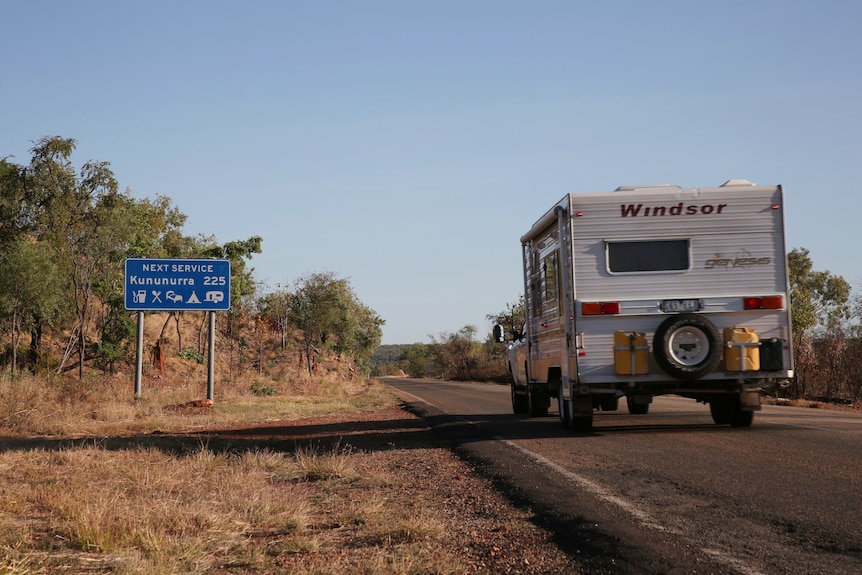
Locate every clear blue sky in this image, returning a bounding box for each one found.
[2,1,860,344]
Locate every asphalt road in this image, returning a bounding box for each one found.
[383,378,862,575]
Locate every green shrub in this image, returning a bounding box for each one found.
[179,347,206,364]
[250,381,276,396]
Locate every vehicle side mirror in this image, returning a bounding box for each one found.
[493,324,505,343]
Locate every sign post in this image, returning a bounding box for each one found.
[124,258,231,400]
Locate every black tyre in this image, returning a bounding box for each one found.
[599,395,619,411]
[710,394,755,427]
[709,396,733,425]
[572,414,593,432]
[626,396,650,415]
[653,313,722,380]
[511,383,528,414]
[731,409,755,427]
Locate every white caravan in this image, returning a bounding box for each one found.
[503,180,794,431]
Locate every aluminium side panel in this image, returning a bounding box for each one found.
[521,198,570,382]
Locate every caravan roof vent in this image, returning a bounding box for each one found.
[720,179,756,187]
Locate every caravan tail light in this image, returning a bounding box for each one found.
[582,301,621,315]
[744,296,784,310]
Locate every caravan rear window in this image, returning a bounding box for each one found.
[606,239,690,273]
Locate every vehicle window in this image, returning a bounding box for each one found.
[543,252,558,302]
[606,239,690,273]
[529,249,542,317]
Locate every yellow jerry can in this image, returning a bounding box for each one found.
[614,330,649,375]
[724,327,760,371]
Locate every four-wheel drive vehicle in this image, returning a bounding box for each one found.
[501,180,794,431]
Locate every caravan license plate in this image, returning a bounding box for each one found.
[661,299,703,312]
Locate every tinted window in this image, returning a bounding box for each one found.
[607,240,690,273]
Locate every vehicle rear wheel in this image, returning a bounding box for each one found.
[654,313,722,380]
[731,409,754,427]
[709,396,732,425]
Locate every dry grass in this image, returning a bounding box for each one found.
[0,362,392,438]
[0,361,575,574]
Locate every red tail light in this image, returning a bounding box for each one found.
[602,302,621,314]
[582,301,621,315]
[762,296,783,309]
[744,296,784,310]
[743,297,761,310]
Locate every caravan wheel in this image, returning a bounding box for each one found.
[710,394,755,427]
[653,313,722,380]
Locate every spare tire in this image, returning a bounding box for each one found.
[653,313,722,380]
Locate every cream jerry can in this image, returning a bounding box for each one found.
[614,330,649,375]
[724,327,760,371]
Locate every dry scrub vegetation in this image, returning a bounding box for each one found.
[0,358,574,574]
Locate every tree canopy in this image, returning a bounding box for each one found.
[283,272,384,374]
[0,136,382,378]
[788,247,851,342]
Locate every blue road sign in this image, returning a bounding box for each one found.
[125,259,231,311]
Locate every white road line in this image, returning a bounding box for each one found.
[701,548,769,575]
[396,388,767,575]
[496,436,676,534]
[498,437,768,575]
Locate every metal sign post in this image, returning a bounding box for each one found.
[124,258,231,401]
[208,311,216,401]
[134,311,144,398]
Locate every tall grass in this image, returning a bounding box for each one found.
[0,442,470,574]
[0,364,485,574]
[0,445,313,573]
[0,370,394,437]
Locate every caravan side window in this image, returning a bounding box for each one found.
[606,239,690,273]
[543,252,558,302]
[529,249,542,318]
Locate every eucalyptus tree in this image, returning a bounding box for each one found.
[0,240,62,375]
[196,235,263,370]
[16,137,127,376]
[0,158,27,248]
[787,247,851,398]
[431,325,481,380]
[93,193,190,373]
[288,272,383,375]
[788,248,851,342]
[10,136,197,376]
[289,272,345,374]
[331,296,384,374]
[258,285,292,350]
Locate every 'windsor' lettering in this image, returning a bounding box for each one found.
[620,202,728,217]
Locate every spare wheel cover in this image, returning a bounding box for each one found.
[653,313,722,380]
